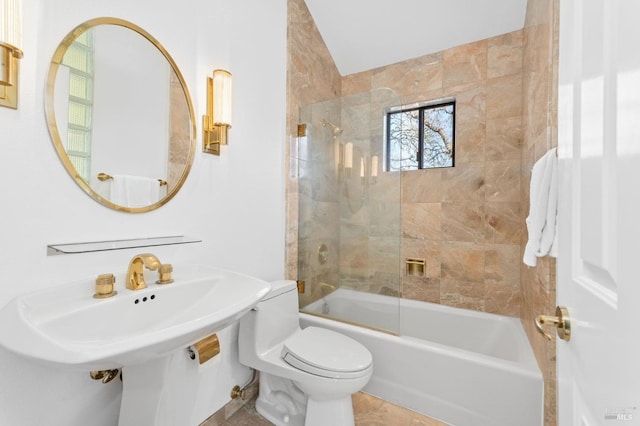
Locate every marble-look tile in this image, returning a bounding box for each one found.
[441,242,485,283]
[221,392,451,426]
[343,71,372,96]
[485,202,523,244]
[484,243,521,286]
[519,2,560,423]
[486,73,523,120]
[442,163,485,202]
[401,169,442,203]
[352,392,448,426]
[440,279,486,311]
[487,30,524,79]
[483,283,521,316]
[402,276,441,304]
[484,160,521,202]
[410,415,451,426]
[221,399,271,426]
[402,203,441,241]
[443,40,487,88]
[486,116,523,161]
[522,70,552,147]
[372,53,443,98]
[450,83,486,164]
[441,202,485,243]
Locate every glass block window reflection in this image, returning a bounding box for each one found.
[386,101,455,171]
[62,29,95,182]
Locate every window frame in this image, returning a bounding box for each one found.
[385,100,456,172]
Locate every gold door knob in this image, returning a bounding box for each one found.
[535,306,571,341]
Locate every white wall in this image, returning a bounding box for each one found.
[0,0,287,424]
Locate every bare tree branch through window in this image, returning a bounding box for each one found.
[387,102,455,171]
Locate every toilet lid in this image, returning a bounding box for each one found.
[281,326,372,379]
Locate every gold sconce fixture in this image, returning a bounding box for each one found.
[203,69,232,155]
[0,0,23,109]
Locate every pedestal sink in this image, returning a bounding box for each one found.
[0,264,270,426]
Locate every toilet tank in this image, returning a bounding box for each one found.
[240,280,301,356]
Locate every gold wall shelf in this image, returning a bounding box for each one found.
[47,235,202,256]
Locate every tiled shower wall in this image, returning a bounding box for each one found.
[519,0,559,424]
[341,31,525,317]
[287,0,527,318]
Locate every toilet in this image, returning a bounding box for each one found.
[238,280,373,426]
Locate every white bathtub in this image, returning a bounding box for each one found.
[300,289,543,426]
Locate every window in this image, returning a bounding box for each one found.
[62,30,95,182]
[386,101,455,171]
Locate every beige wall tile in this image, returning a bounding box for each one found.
[488,30,524,79]
[486,73,524,119]
[441,202,486,243]
[342,71,372,97]
[442,163,486,201]
[485,243,521,286]
[485,159,521,202]
[486,116,523,161]
[401,169,442,203]
[402,203,442,240]
[440,279,486,311]
[485,202,523,244]
[402,276,441,303]
[519,1,559,425]
[443,40,488,88]
[372,53,443,97]
[441,242,485,283]
[483,283,521,316]
[450,83,486,164]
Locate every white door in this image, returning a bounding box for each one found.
[557,0,640,424]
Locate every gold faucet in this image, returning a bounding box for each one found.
[126,253,173,290]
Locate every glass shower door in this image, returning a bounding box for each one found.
[297,88,402,334]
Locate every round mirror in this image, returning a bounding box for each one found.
[45,17,196,213]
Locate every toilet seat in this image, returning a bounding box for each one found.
[281,326,372,379]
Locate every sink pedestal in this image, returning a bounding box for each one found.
[118,353,194,426]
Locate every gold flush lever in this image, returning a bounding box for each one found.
[535,306,571,342]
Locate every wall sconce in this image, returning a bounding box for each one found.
[202,69,232,155]
[0,0,23,109]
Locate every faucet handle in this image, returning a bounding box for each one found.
[156,264,174,284]
[94,273,117,298]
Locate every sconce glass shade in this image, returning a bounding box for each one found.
[371,155,378,178]
[212,69,232,125]
[0,0,22,51]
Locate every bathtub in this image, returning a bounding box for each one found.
[300,289,543,426]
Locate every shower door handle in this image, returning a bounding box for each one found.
[535,306,571,342]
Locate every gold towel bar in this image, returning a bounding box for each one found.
[98,172,167,186]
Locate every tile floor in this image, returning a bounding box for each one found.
[222,392,449,426]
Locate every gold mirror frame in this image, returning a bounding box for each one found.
[44,17,196,213]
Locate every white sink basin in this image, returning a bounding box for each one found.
[0,264,270,370]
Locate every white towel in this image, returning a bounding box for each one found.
[109,175,161,208]
[523,148,558,267]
